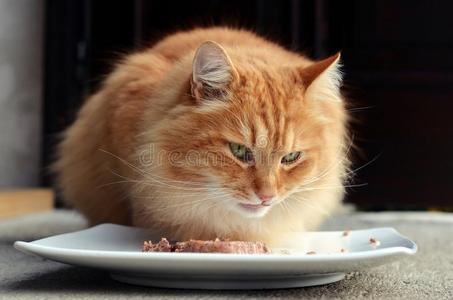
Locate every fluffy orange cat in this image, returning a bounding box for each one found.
[55,27,349,245]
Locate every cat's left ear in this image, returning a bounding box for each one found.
[299,52,342,98]
[191,41,238,102]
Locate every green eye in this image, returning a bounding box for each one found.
[281,151,302,164]
[229,142,254,163]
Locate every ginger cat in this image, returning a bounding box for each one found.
[54,27,349,245]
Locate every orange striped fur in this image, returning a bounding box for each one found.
[54,27,349,245]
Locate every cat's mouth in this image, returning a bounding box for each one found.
[239,203,270,210]
[235,202,272,218]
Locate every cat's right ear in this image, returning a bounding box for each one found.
[191,41,238,102]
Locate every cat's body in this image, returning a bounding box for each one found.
[55,27,349,245]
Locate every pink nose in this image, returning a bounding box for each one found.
[256,193,275,203]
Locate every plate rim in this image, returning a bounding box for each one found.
[14,225,417,263]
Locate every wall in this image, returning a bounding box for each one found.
[0,0,43,187]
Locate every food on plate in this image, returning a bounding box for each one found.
[143,238,270,254]
[369,237,381,248]
[143,238,173,252]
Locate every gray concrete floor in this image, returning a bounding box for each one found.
[0,210,452,299]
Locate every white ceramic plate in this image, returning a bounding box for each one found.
[14,224,417,289]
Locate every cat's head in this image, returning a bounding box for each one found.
[148,41,348,220]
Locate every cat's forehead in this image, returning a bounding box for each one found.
[225,97,304,152]
[234,65,302,99]
[215,66,317,150]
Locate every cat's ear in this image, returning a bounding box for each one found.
[191,41,238,102]
[299,52,342,98]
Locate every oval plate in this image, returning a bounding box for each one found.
[14,224,417,289]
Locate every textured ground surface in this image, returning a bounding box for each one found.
[1,210,452,299]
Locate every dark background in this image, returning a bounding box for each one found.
[43,0,453,211]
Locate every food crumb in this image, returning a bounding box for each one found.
[342,230,350,237]
[306,251,316,255]
[340,248,348,253]
[369,237,381,247]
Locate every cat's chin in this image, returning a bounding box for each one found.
[230,202,272,219]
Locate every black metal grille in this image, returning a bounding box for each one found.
[43,0,453,210]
